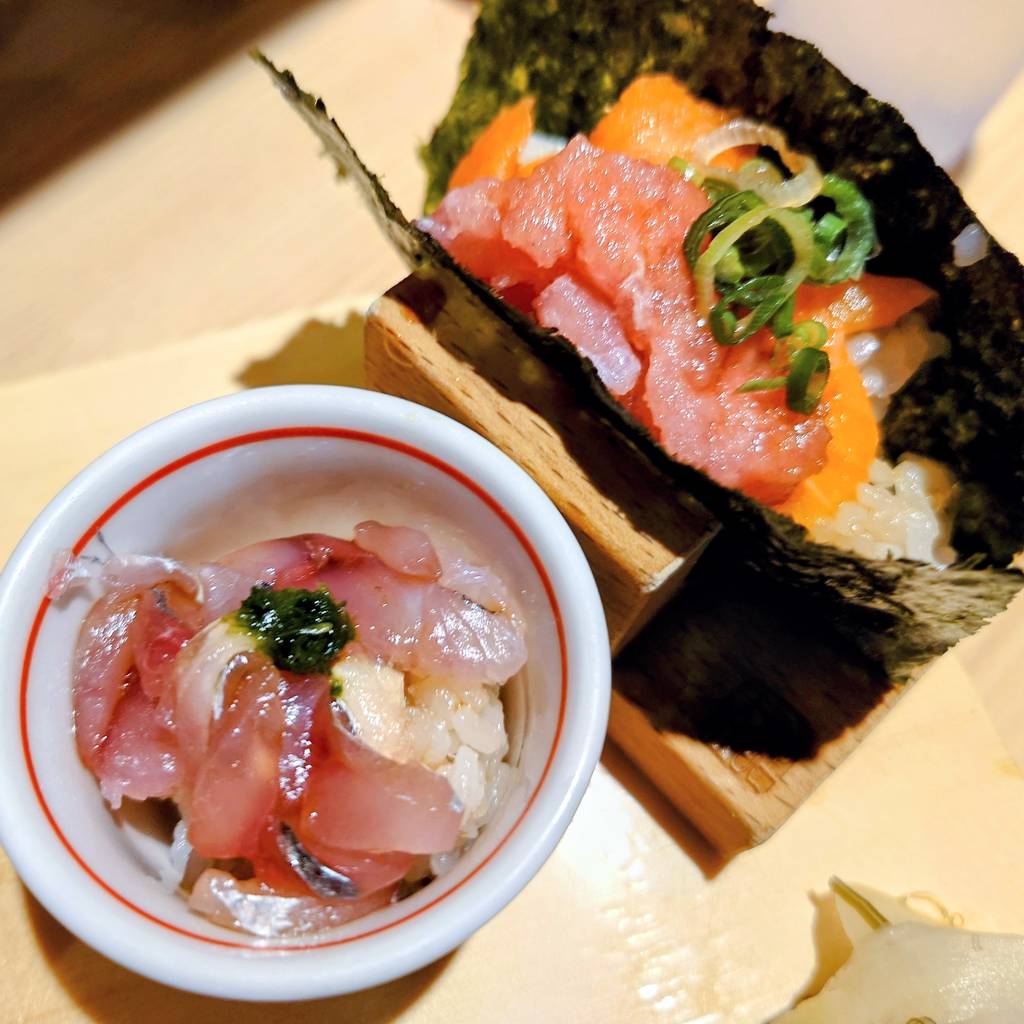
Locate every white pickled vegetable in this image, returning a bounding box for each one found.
[775,879,1024,1023]
[775,923,1024,1023]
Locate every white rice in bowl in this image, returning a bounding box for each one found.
[331,649,516,882]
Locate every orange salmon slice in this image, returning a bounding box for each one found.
[448,97,535,190]
[590,73,753,170]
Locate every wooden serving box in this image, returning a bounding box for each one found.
[364,272,899,856]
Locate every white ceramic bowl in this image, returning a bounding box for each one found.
[0,385,609,1001]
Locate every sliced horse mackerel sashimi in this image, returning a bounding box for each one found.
[55,522,527,936]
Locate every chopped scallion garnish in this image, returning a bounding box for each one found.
[668,155,695,179]
[668,155,735,202]
[786,347,830,414]
[714,273,792,344]
[771,294,796,337]
[710,305,739,345]
[809,174,876,283]
[736,376,788,394]
[715,245,745,284]
[814,210,846,251]
[681,159,873,417]
[683,189,764,269]
[789,319,828,351]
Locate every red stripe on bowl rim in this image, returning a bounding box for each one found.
[20,427,568,951]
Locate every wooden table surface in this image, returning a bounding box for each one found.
[2,2,1024,1021]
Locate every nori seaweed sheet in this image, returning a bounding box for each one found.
[255,8,1023,690]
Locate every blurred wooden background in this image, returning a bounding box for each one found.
[0,0,474,383]
[0,0,325,207]
[1,0,1021,387]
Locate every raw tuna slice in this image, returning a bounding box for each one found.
[441,559,516,615]
[129,589,195,701]
[352,521,443,580]
[277,677,326,808]
[535,274,641,396]
[215,536,319,587]
[293,835,415,896]
[425,135,832,503]
[245,523,527,686]
[49,551,202,603]
[167,621,256,777]
[72,591,139,770]
[194,562,261,623]
[188,653,285,859]
[249,807,413,899]
[316,552,526,686]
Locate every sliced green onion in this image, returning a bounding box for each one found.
[786,347,830,413]
[683,189,763,269]
[667,154,700,179]
[724,274,787,305]
[693,204,815,323]
[736,375,788,394]
[674,141,878,393]
[710,305,738,344]
[814,210,846,251]
[771,294,796,337]
[770,208,817,293]
[734,219,792,277]
[669,155,736,203]
[715,245,745,285]
[789,319,828,350]
[702,177,737,203]
[717,274,791,343]
[810,174,877,283]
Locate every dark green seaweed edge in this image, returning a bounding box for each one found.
[255,47,1023,685]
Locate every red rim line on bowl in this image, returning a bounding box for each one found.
[20,426,569,952]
